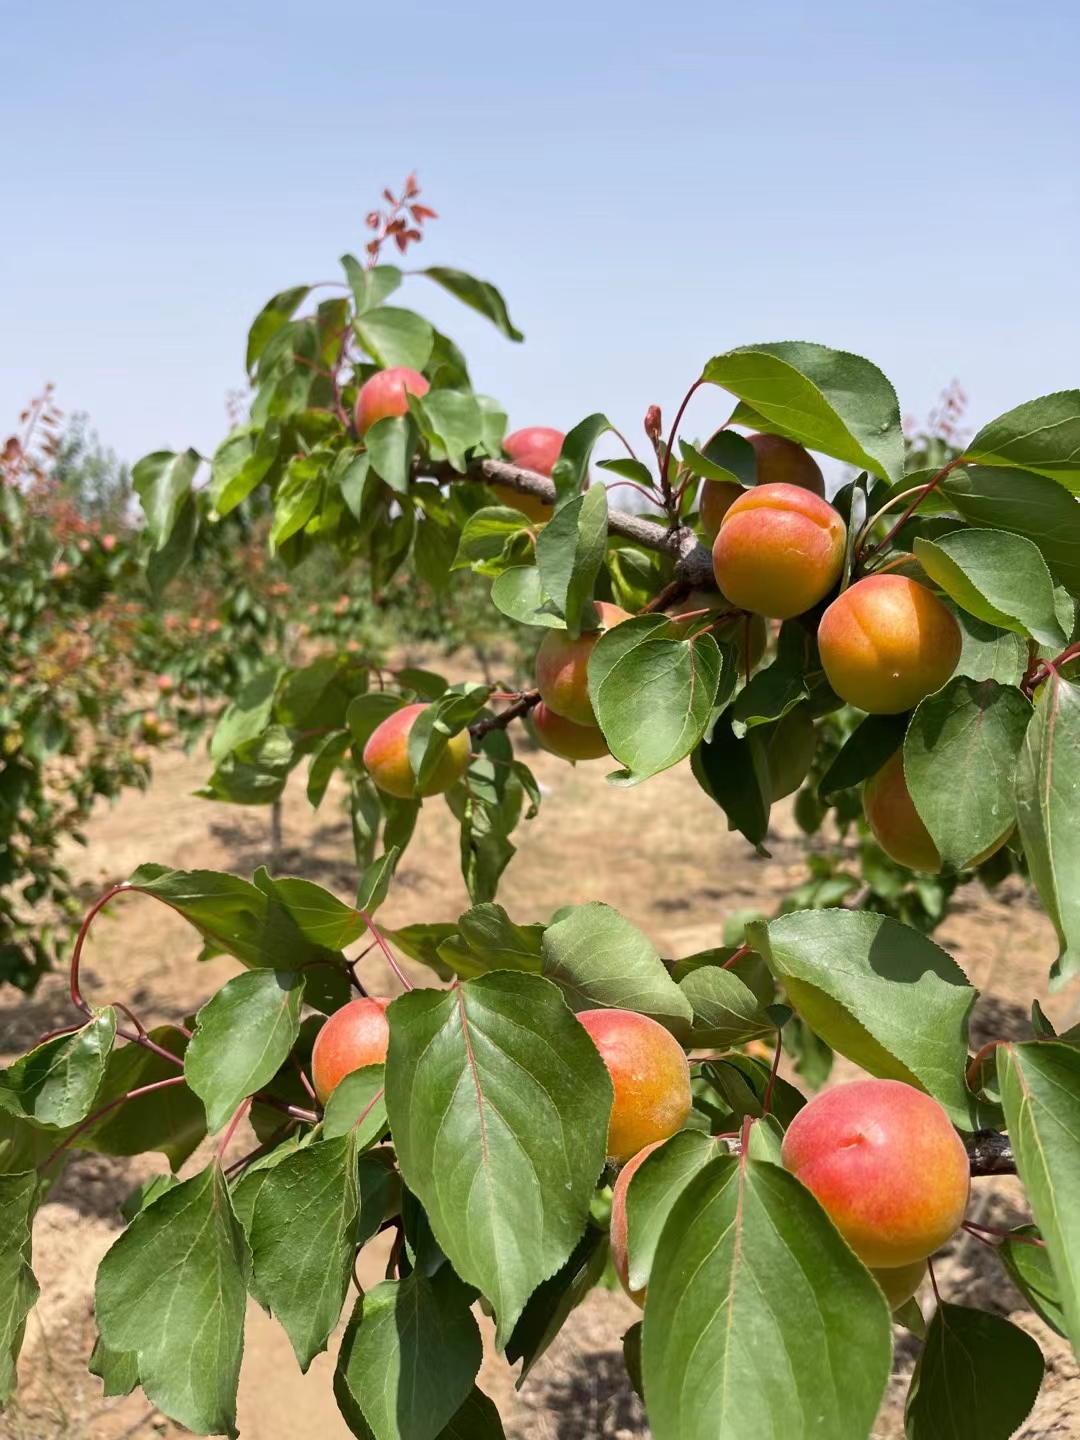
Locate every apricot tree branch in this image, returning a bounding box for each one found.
[471,689,541,738]
[966,1129,1015,1177]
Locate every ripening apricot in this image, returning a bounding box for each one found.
[609,1139,665,1306]
[494,426,562,522]
[871,1258,927,1311]
[762,703,816,800]
[532,701,609,761]
[713,484,846,620]
[817,575,961,714]
[311,996,390,1105]
[698,480,744,541]
[863,748,1011,872]
[362,702,471,800]
[577,1009,692,1164]
[747,433,825,496]
[354,366,430,435]
[535,602,632,726]
[781,1078,970,1269]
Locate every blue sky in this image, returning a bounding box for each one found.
[2,0,1077,477]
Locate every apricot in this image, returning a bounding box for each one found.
[781,1078,970,1269]
[494,426,561,522]
[762,703,816,800]
[817,574,961,714]
[713,484,846,620]
[311,996,390,1105]
[532,701,609,761]
[535,602,632,726]
[362,702,471,800]
[747,433,825,496]
[577,1009,692,1164]
[354,366,430,436]
[863,748,1011,872]
[698,480,745,541]
[609,1139,665,1306]
[871,1258,927,1311]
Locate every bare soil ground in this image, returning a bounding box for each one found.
[3,720,1078,1439]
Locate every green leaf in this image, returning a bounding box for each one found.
[679,438,748,484]
[965,391,1080,490]
[423,266,523,341]
[0,1172,38,1402]
[357,848,400,917]
[904,1302,1044,1439]
[944,465,1080,594]
[700,428,759,484]
[915,529,1068,648]
[185,970,304,1133]
[246,285,310,375]
[489,566,565,628]
[365,414,417,494]
[678,967,775,1047]
[589,615,724,784]
[354,308,434,372]
[133,448,201,549]
[749,909,979,1128]
[209,665,283,764]
[642,1155,892,1440]
[452,506,529,576]
[550,414,609,504]
[730,653,808,732]
[210,422,281,515]
[535,484,609,637]
[384,973,612,1346]
[348,692,408,751]
[540,902,692,1033]
[999,1225,1066,1337]
[341,257,402,315]
[1015,674,1080,985]
[0,1009,116,1126]
[95,1165,249,1437]
[333,1269,482,1440]
[406,686,490,792]
[249,1133,358,1371]
[321,1065,388,1150]
[74,1027,206,1169]
[412,389,484,473]
[904,677,1031,870]
[998,1041,1080,1361]
[819,713,908,798]
[254,871,366,951]
[88,1333,140,1397]
[692,713,771,849]
[952,609,1028,686]
[703,342,904,484]
[146,490,198,597]
[503,1226,609,1384]
[119,1173,180,1224]
[435,904,544,980]
[624,1131,726,1293]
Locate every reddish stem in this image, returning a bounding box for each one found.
[661,379,706,515]
[604,479,664,505]
[70,884,132,1011]
[964,1220,1045,1248]
[38,1076,188,1174]
[290,1051,318,1104]
[721,944,752,971]
[966,1039,1004,1092]
[359,910,413,991]
[217,1097,253,1167]
[862,457,964,562]
[762,1030,784,1116]
[928,1256,942,1304]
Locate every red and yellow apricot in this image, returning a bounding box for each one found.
[577,1009,692,1164]
[713,484,846,620]
[362,702,471,800]
[609,1139,665,1305]
[532,701,609,761]
[817,574,961,714]
[781,1078,970,1269]
[747,433,825,496]
[493,426,562,522]
[354,366,430,436]
[535,602,632,727]
[311,996,391,1105]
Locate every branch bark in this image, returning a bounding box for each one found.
[966,1129,1015,1177]
[419,457,717,590]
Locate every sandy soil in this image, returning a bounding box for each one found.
[2,722,1078,1439]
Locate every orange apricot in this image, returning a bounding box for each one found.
[747,433,825,496]
[863,748,1011,872]
[311,996,391,1105]
[362,702,471,800]
[781,1078,970,1269]
[609,1139,666,1306]
[577,1009,692,1164]
[817,574,961,714]
[713,484,846,620]
[493,426,562,522]
[532,702,609,761]
[535,601,632,726]
[354,366,430,435]
[699,479,745,541]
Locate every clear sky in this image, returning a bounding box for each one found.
[2,0,1077,475]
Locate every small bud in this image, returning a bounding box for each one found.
[644,405,663,442]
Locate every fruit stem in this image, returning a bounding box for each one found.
[861,457,965,563]
[721,944,752,971]
[927,1257,942,1304]
[963,1220,1045,1247]
[966,1038,1004,1092]
[359,908,413,992]
[217,1097,253,1167]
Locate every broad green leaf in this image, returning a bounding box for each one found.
[590,615,724,785]
[0,1172,38,1402]
[749,910,978,1127]
[915,529,1068,648]
[998,1041,1080,1360]
[333,1269,482,1440]
[642,1155,892,1440]
[503,1226,608,1384]
[540,902,692,1033]
[999,1226,1066,1337]
[596,456,658,487]
[95,1165,249,1437]
[74,1027,206,1169]
[321,1064,388,1149]
[965,391,1080,490]
[354,308,434,372]
[440,1387,506,1438]
[945,465,1080,593]
[229,1135,304,1235]
[88,1334,139,1397]
[436,903,544,980]
[407,685,491,791]
[0,1008,116,1127]
[133,448,201,549]
[624,1131,726,1293]
[549,414,609,504]
[952,608,1029,685]
[412,389,483,473]
[341,256,402,315]
[904,677,1031,870]
[246,285,310,374]
[210,422,281,515]
[703,342,904,484]
[249,1133,358,1371]
[819,713,908,798]
[348,692,408,750]
[209,665,283,764]
[489,566,564,628]
[904,1302,1044,1439]
[119,1173,180,1224]
[680,435,751,485]
[270,453,324,547]
[423,266,523,341]
[197,725,295,806]
[678,966,774,1046]
[535,485,609,637]
[452,506,529,576]
[365,414,416,495]
[357,847,400,916]
[691,713,771,848]
[701,1053,806,1130]
[384,973,611,1346]
[185,970,305,1132]
[146,490,198,597]
[701,427,759,484]
[1015,674,1080,984]
[730,654,808,732]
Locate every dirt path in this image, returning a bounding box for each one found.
[2,730,1077,1439]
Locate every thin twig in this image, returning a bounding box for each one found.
[471,689,542,739]
[38,1076,189,1175]
[359,908,413,992]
